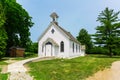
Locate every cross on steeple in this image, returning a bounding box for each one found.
[50,12,59,22]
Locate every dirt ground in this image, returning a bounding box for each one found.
[86,61,120,80]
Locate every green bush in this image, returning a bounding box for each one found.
[24,52,37,58]
[113,48,120,55]
[26,42,38,53]
[88,47,109,54]
[0,51,5,59]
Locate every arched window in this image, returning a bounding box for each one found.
[51,29,55,34]
[73,43,74,53]
[76,44,77,52]
[46,42,52,45]
[42,45,44,52]
[60,41,64,52]
[79,45,80,52]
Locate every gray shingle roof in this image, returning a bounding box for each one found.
[57,23,80,44]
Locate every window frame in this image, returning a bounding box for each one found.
[73,43,74,53]
[60,41,64,52]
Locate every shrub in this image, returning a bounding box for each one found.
[26,42,38,53]
[24,52,37,58]
[88,47,109,54]
[113,48,120,55]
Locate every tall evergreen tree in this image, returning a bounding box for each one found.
[94,7,120,57]
[77,28,93,53]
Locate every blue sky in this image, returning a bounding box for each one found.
[16,0,120,42]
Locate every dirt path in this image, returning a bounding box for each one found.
[7,57,39,80]
[1,65,7,73]
[7,57,55,80]
[86,61,120,80]
[1,59,20,73]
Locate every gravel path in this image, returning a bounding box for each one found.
[86,61,120,80]
[7,57,55,80]
[9,72,33,80]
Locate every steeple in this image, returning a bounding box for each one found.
[50,12,59,22]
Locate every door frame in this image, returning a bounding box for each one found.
[45,42,53,56]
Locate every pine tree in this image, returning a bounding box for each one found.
[94,7,120,57]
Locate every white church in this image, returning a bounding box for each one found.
[38,12,85,58]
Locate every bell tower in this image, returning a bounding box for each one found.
[50,12,59,22]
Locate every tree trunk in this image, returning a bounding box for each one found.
[109,47,113,57]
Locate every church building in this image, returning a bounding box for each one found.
[38,12,85,58]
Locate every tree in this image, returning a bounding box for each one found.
[94,7,120,57]
[77,28,93,53]
[1,0,33,50]
[0,3,8,59]
[26,41,38,53]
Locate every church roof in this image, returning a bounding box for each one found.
[58,25,80,44]
[39,12,80,44]
[38,22,80,44]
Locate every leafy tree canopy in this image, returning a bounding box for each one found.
[1,0,34,49]
[77,28,93,53]
[0,3,8,59]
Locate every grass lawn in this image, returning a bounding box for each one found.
[0,73,8,80]
[0,61,8,80]
[27,55,120,80]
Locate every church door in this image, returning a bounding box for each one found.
[45,42,52,56]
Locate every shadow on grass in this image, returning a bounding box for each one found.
[0,53,38,61]
[0,57,9,61]
[89,54,120,58]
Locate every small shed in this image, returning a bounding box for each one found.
[9,47,25,57]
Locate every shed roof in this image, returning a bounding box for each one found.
[10,46,25,50]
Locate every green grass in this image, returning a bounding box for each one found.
[27,55,120,80]
[0,61,8,65]
[0,73,8,80]
[0,60,8,80]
